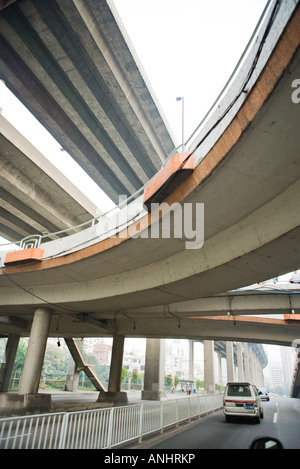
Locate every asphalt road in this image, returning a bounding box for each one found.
[144,396,300,450]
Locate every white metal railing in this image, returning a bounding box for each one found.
[0,393,223,449]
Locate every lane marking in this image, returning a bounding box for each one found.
[273,412,278,423]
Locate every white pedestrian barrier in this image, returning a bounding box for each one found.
[0,393,223,449]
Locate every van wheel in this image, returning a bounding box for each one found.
[225,416,231,423]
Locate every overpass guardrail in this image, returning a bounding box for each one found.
[0,393,223,449]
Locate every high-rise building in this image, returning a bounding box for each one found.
[93,340,112,366]
[281,346,294,394]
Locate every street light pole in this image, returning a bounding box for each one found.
[176,96,185,152]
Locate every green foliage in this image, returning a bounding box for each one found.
[14,339,28,373]
[131,368,139,384]
[121,367,129,383]
[174,375,180,387]
[196,379,204,389]
[215,383,225,391]
[165,374,173,387]
[42,342,69,378]
[121,368,144,384]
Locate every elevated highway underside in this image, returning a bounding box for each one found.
[0,2,299,348]
[0,0,175,241]
[0,113,100,241]
[0,288,299,346]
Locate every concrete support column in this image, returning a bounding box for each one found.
[258,358,263,386]
[97,334,128,404]
[188,340,194,381]
[226,341,235,382]
[250,347,255,383]
[217,353,223,386]
[255,354,260,386]
[243,343,251,382]
[18,308,52,395]
[249,347,257,386]
[260,365,265,387]
[64,357,80,392]
[252,352,257,386]
[142,338,166,400]
[250,348,256,385]
[256,361,262,387]
[260,361,264,387]
[108,334,125,393]
[0,308,54,414]
[204,340,215,393]
[237,342,245,381]
[254,353,264,387]
[0,334,20,392]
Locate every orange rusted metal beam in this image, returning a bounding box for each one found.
[143,152,194,211]
[186,315,300,326]
[284,314,300,321]
[4,248,44,266]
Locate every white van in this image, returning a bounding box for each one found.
[223,382,263,423]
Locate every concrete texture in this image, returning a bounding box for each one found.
[0,0,176,215]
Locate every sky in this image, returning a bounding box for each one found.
[113,0,269,145]
[0,81,116,215]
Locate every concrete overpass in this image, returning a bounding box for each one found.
[0,0,176,241]
[0,283,299,345]
[0,113,101,242]
[0,1,299,327]
[0,0,299,409]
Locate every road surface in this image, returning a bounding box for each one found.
[138,396,300,450]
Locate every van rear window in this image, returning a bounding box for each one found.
[227,384,251,397]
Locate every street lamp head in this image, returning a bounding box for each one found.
[176,96,183,101]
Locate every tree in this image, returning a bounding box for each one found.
[165,374,172,387]
[121,367,129,383]
[196,379,204,389]
[42,343,68,379]
[215,384,225,392]
[14,339,28,373]
[131,368,139,384]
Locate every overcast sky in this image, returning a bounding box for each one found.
[113,0,268,144]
